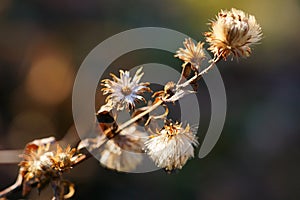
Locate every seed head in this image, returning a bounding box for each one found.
[205,8,262,60]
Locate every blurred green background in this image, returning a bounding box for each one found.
[0,0,300,199]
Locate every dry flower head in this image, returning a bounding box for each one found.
[101,67,151,110]
[145,122,198,171]
[205,8,262,60]
[50,144,82,172]
[17,138,83,198]
[175,38,206,71]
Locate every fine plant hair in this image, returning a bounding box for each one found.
[0,8,262,200]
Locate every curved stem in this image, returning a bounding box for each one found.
[0,173,23,198]
[116,59,218,133]
[116,99,163,133]
[177,60,217,90]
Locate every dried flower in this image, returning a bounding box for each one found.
[101,67,151,110]
[50,144,83,172]
[99,134,144,172]
[19,143,52,194]
[99,125,147,171]
[175,38,206,71]
[79,125,147,172]
[17,137,83,198]
[205,8,262,60]
[144,121,198,171]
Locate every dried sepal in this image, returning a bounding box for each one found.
[96,102,118,139]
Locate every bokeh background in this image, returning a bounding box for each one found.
[0,0,300,199]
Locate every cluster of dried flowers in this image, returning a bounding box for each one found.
[0,8,262,200]
[0,137,85,200]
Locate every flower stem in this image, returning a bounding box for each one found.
[116,56,219,134]
[116,99,164,133]
[0,173,23,198]
[177,60,217,90]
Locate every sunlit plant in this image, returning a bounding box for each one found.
[0,8,262,200]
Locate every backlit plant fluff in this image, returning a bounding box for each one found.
[7,137,85,199]
[101,67,151,110]
[205,8,262,60]
[175,38,206,72]
[0,8,262,200]
[145,121,199,171]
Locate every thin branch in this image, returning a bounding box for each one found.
[116,99,164,133]
[0,173,23,198]
[113,58,219,134]
[177,58,219,90]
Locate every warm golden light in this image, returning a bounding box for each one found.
[25,54,74,106]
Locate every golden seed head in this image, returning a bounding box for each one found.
[175,38,206,71]
[205,8,263,60]
[145,121,199,171]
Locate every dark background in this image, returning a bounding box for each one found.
[0,0,300,199]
